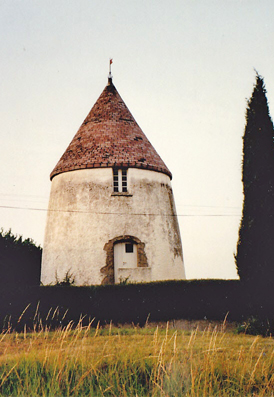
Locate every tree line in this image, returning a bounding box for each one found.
[0,229,41,286]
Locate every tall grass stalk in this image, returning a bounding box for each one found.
[0,320,274,396]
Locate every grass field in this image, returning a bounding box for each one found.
[0,319,274,396]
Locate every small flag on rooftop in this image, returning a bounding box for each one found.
[109,58,113,79]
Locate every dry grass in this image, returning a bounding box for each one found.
[0,319,274,396]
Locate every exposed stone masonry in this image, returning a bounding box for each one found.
[101,235,148,285]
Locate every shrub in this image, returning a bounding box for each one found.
[236,316,271,336]
[0,229,42,287]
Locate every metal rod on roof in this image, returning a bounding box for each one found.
[109,58,113,77]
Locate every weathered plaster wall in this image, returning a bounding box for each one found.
[41,168,185,285]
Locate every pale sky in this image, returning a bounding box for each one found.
[0,0,274,279]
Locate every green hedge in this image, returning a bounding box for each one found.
[2,279,273,330]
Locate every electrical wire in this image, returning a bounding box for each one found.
[0,204,241,217]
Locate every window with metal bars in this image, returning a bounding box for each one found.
[113,169,127,193]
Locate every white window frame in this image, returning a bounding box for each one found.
[113,168,127,193]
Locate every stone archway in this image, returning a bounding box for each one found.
[101,235,148,285]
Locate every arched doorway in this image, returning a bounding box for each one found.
[102,235,148,284]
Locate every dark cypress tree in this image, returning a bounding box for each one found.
[236,73,274,284]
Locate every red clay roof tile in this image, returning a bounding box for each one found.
[50,78,172,180]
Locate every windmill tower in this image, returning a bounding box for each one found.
[41,68,185,285]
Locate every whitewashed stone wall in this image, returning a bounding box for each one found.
[41,168,185,285]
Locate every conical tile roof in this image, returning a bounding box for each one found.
[50,78,172,180]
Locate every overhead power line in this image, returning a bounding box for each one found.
[0,194,242,210]
[0,204,241,217]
